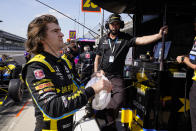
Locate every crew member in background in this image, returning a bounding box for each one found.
[24,51,32,63]
[63,40,80,78]
[176,17,196,131]
[22,14,112,131]
[94,13,168,130]
[79,45,96,84]
[66,40,80,71]
[0,54,22,79]
[0,54,8,62]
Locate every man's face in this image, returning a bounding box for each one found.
[42,23,64,52]
[69,42,78,51]
[109,21,120,35]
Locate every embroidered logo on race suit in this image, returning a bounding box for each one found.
[39,87,55,94]
[62,123,72,129]
[40,92,56,100]
[63,65,72,80]
[85,53,90,59]
[35,82,54,90]
[64,65,70,74]
[33,79,52,86]
[76,78,81,82]
[67,74,72,80]
[54,66,64,80]
[61,96,68,107]
[34,69,45,79]
[44,95,56,103]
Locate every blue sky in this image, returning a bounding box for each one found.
[0,0,131,41]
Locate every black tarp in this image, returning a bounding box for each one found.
[92,0,196,15]
[92,0,196,60]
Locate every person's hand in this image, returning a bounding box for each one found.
[176,55,185,64]
[95,70,105,77]
[100,70,105,75]
[158,26,168,37]
[92,70,105,78]
[91,79,112,94]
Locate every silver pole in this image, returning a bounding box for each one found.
[83,12,85,38]
[100,9,104,37]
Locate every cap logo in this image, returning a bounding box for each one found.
[111,17,120,19]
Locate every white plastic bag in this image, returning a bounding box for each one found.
[85,75,111,110]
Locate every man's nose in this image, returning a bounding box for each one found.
[60,32,64,37]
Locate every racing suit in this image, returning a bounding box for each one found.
[22,51,95,131]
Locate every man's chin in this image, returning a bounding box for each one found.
[110,30,119,35]
[111,32,118,35]
[59,42,64,48]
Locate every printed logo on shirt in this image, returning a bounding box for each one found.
[34,69,45,79]
[116,40,121,44]
[85,53,90,59]
[190,55,196,60]
[103,39,108,44]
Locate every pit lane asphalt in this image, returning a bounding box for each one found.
[0,52,29,131]
[0,89,32,131]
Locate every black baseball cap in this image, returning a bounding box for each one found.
[108,14,121,24]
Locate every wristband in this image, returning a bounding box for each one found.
[181,56,185,63]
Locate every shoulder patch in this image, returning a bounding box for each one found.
[34,69,45,79]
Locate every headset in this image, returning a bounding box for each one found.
[105,14,125,29]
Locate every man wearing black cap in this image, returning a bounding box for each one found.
[176,17,196,131]
[94,13,168,130]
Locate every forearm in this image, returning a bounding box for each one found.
[94,55,100,72]
[184,57,196,70]
[135,34,162,45]
[27,78,94,118]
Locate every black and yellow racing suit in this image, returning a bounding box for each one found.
[22,51,95,131]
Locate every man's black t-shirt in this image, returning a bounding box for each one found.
[79,51,95,72]
[96,32,136,76]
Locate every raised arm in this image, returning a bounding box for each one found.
[135,26,168,45]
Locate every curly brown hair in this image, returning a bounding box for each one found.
[25,14,59,54]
